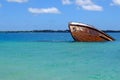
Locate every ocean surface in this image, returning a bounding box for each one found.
[0,32,120,80]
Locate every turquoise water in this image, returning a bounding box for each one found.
[0,32,120,80]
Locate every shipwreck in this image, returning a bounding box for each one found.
[69,22,115,42]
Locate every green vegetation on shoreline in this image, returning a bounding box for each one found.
[0,30,120,33]
[0,30,70,33]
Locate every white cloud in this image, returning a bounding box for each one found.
[76,0,103,11]
[62,0,72,5]
[111,0,120,5]
[7,0,28,3]
[28,7,61,14]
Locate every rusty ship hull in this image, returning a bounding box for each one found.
[69,22,115,42]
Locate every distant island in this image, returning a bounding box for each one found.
[0,30,70,33]
[103,30,120,32]
[0,30,120,33]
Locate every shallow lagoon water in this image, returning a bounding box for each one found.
[0,32,120,80]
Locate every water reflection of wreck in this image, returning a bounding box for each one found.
[69,22,115,42]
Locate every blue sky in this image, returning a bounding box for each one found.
[0,0,120,31]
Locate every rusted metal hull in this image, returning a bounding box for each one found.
[69,22,115,42]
